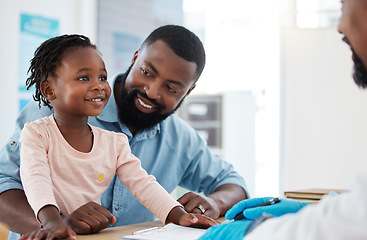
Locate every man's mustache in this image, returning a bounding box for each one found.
[131,88,164,110]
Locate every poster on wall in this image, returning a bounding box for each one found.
[111,32,141,77]
[18,13,59,111]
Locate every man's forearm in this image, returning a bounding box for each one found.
[0,189,39,234]
[208,183,248,216]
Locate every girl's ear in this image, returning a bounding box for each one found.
[40,81,56,100]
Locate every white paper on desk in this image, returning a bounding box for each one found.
[120,223,207,240]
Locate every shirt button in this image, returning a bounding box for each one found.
[10,141,15,145]
[115,206,119,211]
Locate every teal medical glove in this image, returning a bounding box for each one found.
[198,219,252,240]
[225,197,309,220]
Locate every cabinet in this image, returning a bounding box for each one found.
[177,91,258,197]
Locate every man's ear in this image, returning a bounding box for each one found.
[185,83,196,97]
[40,81,56,101]
[131,49,140,64]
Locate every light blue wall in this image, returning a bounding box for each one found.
[0,0,97,146]
[0,0,183,147]
[97,0,183,77]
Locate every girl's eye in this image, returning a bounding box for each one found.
[100,76,107,81]
[78,76,89,81]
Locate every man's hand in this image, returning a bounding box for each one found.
[19,221,76,240]
[178,192,220,219]
[177,184,247,219]
[63,202,116,234]
[19,205,76,240]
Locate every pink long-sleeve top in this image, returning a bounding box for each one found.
[19,115,181,223]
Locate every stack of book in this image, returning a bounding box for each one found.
[284,188,346,203]
[0,223,8,239]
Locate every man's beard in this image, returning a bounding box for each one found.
[117,66,185,132]
[352,49,367,88]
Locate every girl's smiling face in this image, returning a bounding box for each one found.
[41,46,111,119]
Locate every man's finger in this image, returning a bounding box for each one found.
[77,214,103,233]
[177,192,194,205]
[68,219,91,235]
[90,202,115,222]
[67,202,115,234]
[90,204,115,227]
[178,193,203,212]
[191,208,203,214]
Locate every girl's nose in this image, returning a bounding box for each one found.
[91,79,105,92]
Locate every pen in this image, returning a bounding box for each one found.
[133,226,161,235]
[233,197,281,221]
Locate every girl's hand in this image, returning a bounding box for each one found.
[179,213,220,229]
[19,221,76,240]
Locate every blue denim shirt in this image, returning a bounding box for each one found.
[1,77,247,239]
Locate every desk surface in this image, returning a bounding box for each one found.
[76,217,225,240]
[76,221,164,240]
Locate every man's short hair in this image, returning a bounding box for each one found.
[141,25,206,81]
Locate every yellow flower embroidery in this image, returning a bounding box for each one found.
[98,173,104,182]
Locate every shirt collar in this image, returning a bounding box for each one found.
[96,87,119,123]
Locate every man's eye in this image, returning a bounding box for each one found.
[141,68,151,76]
[167,85,179,93]
[78,76,89,81]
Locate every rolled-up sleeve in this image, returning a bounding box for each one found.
[0,101,53,194]
[0,131,23,193]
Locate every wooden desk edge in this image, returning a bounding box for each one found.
[76,221,164,240]
[76,217,226,240]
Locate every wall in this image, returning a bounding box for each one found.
[0,0,97,146]
[0,0,183,147]
[184,0,281,197]
[3,0,364,196]
[179,91,258,197]
[280,16,367,191]
[97,0,183,77]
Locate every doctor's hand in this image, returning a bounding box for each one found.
[226,197,309,220]
[177,192,220,219]
[198,219,253,240]
[63,201,116,234]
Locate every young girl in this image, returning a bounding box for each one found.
[19,34,216,240]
